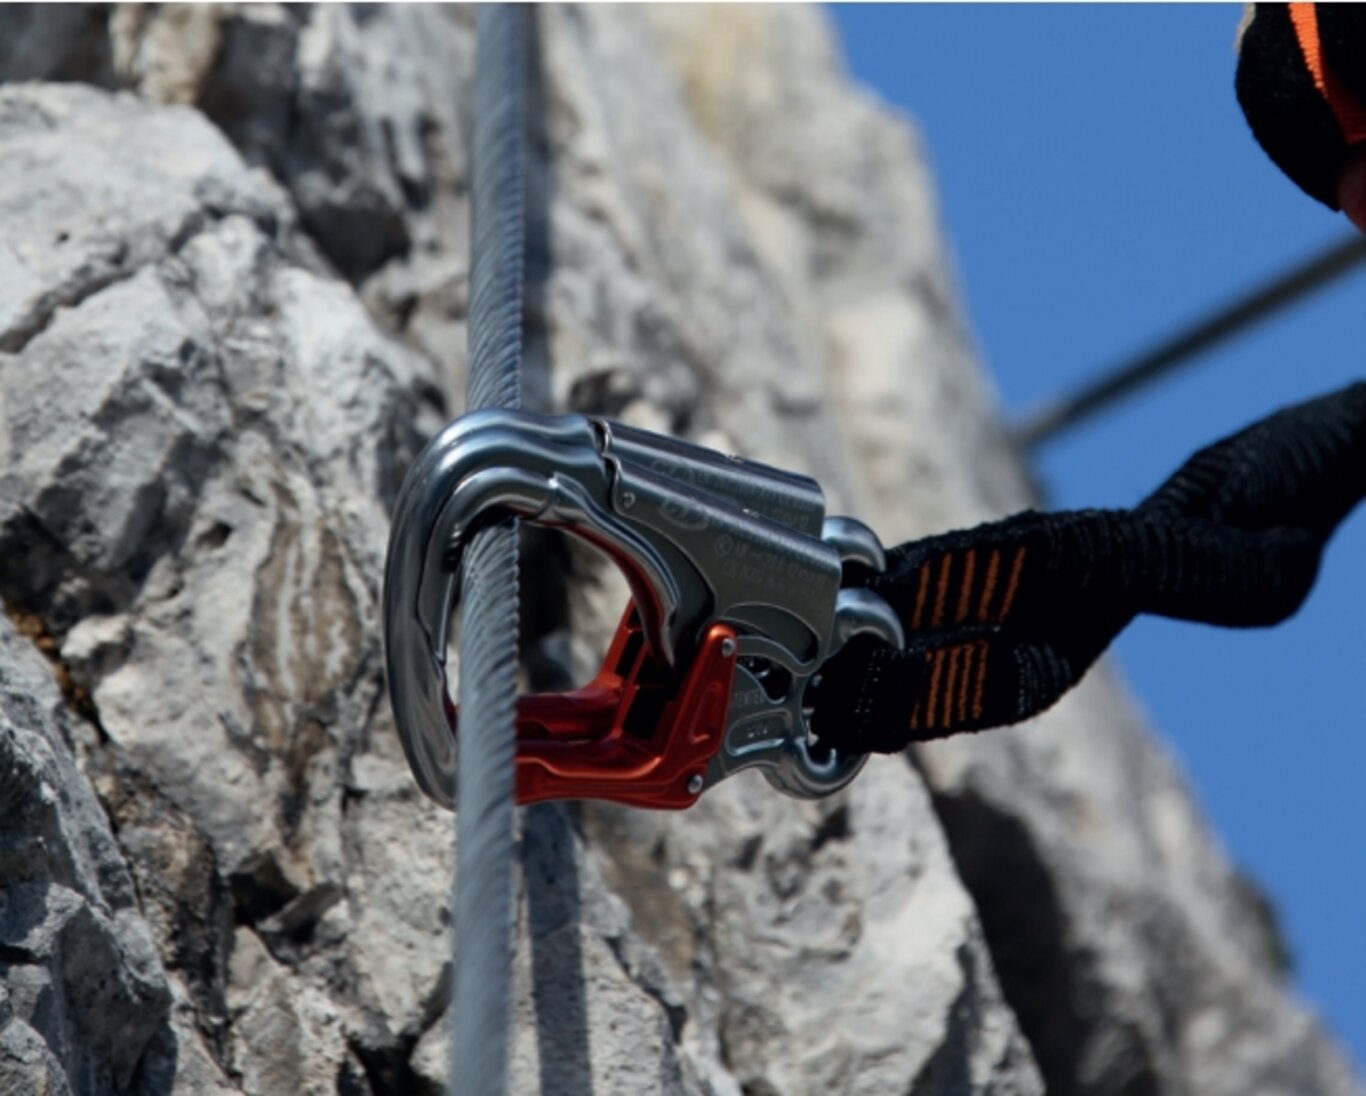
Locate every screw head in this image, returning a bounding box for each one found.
[720,638,736,658]
[687,774,704,795]
[620,491,637,509]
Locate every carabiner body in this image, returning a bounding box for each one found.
[383,410,903,809]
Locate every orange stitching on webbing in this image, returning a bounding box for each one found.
[955,549,977,623]
[971,639,990,720]
[930,554,953,628]
[911,565,931,629]
[996,547,1028,622]
[941,645,961,728]
[956,643,975,723]
[979,549,1001,622]
[923,650,944,730]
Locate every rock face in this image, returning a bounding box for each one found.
[0,6,1357,1096]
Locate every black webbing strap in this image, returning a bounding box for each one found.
[1236,4,1366,211]
[812,380,1366,754]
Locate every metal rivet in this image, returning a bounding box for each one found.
[720,638,736,658]
[687,774,704,795]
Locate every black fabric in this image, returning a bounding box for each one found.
[812,381,1366,755]
[1318,5,1366,115]
[1236,3,1351,209]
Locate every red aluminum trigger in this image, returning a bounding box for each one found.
[451,606,738,809]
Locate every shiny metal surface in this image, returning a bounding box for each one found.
[602,420,828,535]
[821,515,888,572]
[384,408,905,805]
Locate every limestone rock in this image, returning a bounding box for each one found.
[0,613,171,1092]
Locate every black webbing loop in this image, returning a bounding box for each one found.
[812,380,1366,754]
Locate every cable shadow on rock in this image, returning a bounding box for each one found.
[523,803,595,1096]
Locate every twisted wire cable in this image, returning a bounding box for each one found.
[452,6,529,1095]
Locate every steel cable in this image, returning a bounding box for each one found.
[452,6,529,1095]
[1013,234,1366,449]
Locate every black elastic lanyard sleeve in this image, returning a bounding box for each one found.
[812,380,1366,754]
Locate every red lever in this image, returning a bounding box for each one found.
[452,607,737,809]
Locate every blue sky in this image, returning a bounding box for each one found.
[831,3,1365,1067]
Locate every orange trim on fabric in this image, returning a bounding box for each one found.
[911,566,931,630]
[955,550,977,624]
[978,549,1001,622]
[996,547,1028,622]
[924,650,945,730]
[971,639,989,720]
[1290,3,1366,143]
[956,643,975,724]
[941,646,962,728]
[931,555,953,628]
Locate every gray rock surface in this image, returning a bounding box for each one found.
[0,612,172,1093]
[0,5,1356,1096]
